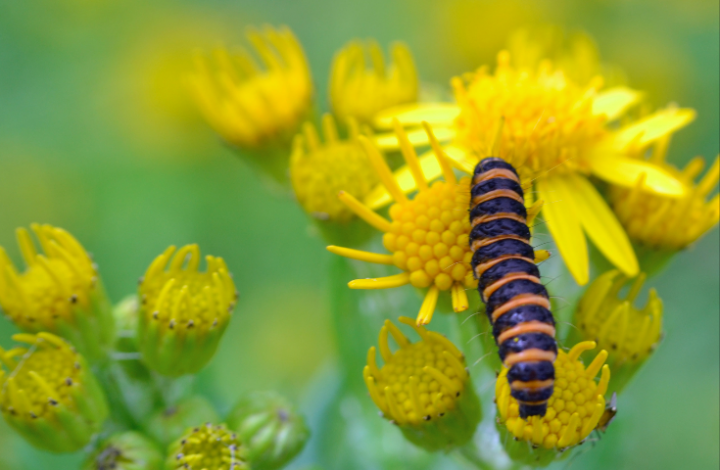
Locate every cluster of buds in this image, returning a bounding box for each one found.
[0,224,114,361]
[138,244,237,377]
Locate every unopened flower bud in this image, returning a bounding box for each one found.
[226,391,309,470]
[363,317,481,451]
[0,333,108,452]
[83,431,163,470]
[166,423,248,470]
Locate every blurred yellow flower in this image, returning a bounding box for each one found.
[363,317,480,450]
[371,49,695,286]
[138,244,237,376]
[167,423,247,470]
[611,145,719,251]
[329,40,418,125]
[496,341,609,452]
[190,25,313,149]
[290,114,379,222]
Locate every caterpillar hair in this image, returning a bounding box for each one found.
[469,157,557,418]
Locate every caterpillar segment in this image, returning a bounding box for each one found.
[469,157,557,418]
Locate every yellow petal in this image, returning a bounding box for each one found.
[374,103,460,129]
[537,176,588,285]
[374,126,455,150]
[590,155,685,197]
[349,272,411,289]
[611,107,696,150]
[566,174,639,277]
[591,87,642,121]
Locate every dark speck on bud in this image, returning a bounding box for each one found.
[65,377,73,386]
[69,294,78,304]
[152,311,159,319]
[187,320,195,328]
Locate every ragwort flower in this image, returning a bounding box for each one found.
[138,244,237,376]
[363,317,481,451]
[370,49,695,286]
[495,341,610,465]
[0,224,114,361]
[167,423,248,470]
[189,25,313,150]
[0,333,108,453]
[330,40,418,125]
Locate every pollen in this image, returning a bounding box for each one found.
[0,224,97,332]
[290,114,379,222]
[453,50,607,175]
[575,270,662,367]
[330,40,418,125]
[384,178,474,292]
[0,333,81,420]
[496,341,610,450]
[139,244,237,334]
[364,317,469,426]
[189,25,313,149]
[610,153,719,251]
[171,423,247,470]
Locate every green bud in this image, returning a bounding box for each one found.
[113,295,140,353]
[226,391,310,470]
[0,224,115,363]
[166,423,248,470]
[0,333,108,453]
[146,395,219,448]
[137,245,237,377]
[83,431,163,470]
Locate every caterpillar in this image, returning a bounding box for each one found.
[469,157,557,418]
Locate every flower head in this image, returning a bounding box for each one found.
[138,244,237,376]
[168,423,247,470]
[611,150,719,251]
[573,270,662,392]
[330,40,418,125]
[190,25,313,149]
[290,114,379,222]
[0,333,108,453]
[226,391,310,470]
[328,123,477,324]
[83,431,163,470]
[372,46,696,286]
[0,224,114,361]
[496,341,609,462]
[363,317,481,451]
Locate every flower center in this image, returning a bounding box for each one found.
[454,52,608,175]
[382,178,475,290]
[496,342,609,449]
[173,424,245,470]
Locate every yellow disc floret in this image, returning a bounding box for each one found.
[364,317,469,425]
[330,40,418,125]
[290,114,379,222]
[169,423,247,470]
[140,244,237,334]
[454,51,607,175]
[496,341,610,450]
[0,224,97,331]
[610,152,719,251]
[189,25,312,149]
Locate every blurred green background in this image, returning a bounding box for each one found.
[0,0,717,469]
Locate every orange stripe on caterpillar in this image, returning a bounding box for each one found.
[503,349,557,367]
[472,168,520,185]
[473,255,536,279]
[490,294,551,322]
[472,189,525,206]
[470,234,531,252]
[496,321,557,344]
[471,212,527,228]
[482,273,543,301]
[510,379,554,391]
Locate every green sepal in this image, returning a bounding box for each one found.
[495,422,571,468]
[83,431,163,470]
[145,395,219,448]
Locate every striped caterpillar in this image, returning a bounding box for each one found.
[469,157,557,418]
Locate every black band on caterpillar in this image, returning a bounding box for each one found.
[469,157,557,419]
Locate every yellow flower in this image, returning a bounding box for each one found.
[573,270,662,392]
[496,341,609,461]
[329,40,418,125]
[138,244,237,376]
[363,317,481,451]
[167,423,247,470]
[290,114,379,222]
[189,25,313,149]
[610,147,719,251]
[0,333,108,453]
[0,224,114,361]
[370,50,695,286]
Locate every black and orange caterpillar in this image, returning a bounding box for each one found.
[469,157,557,418]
